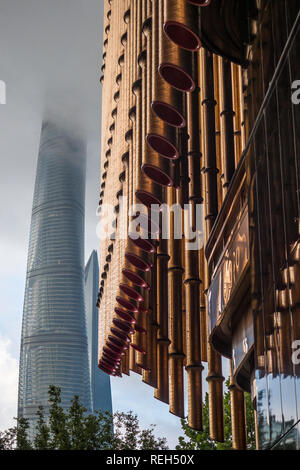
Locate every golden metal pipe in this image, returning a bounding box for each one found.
[213,54,225,207]
[146,0,179,161]
[122,348,130,376]
[183,58,204,428]
[154,236,170,404]
[143,256,158,387]
[168,187,185,418]
[231,63,242,167]
[200,48,218,233]
[138,22,173,201]
[151,0,186,129]
[199,247,208,362]
[163,0,201,52]
[158,0,195,93]
[207,343,224,442]
[229,361,247,450]
[218,56,235,192]
[200,48,224,442]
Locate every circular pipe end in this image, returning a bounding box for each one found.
[151,101,186,128]
[142,163,173,187]
[146,133,179,159]
[159,63,195,92]
[164,21,201,51]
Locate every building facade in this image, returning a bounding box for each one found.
[97,0,300,449]
[18,122,92,432]
[85,250,112,414]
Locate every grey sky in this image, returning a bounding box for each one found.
[0,0,188,448]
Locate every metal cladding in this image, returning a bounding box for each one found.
[97,0,298,450]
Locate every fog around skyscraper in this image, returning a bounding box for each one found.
[18,121,92,433]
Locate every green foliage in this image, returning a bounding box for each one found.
[176,379,256,450]
[16,417,33,450]
[1,386,168,450]
[0,425,19,450]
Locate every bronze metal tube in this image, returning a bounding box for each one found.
[201,48,218,233]
[199,247,207,362]
[201,48,224,442]
[147,1,178,159]
[158,0,195,93]
[163,0,201,52]
[168,188,185,418]
[213,54,224,207]
[231,63,242,167]
[218,56,235,191]
[138,24,173,198]
[154,236,170,404]
[122,348,130,376]
[151,0,186,128]
[143,256,159,387]
[229,361,247,450]
[184,56,204,429]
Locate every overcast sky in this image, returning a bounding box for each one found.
[0,0,190,448]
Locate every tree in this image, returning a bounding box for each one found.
[0,386,168,450]
[176,379,256,450]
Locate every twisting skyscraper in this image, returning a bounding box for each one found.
[85,250,112,414]
[18,122,92,431]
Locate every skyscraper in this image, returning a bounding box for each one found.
[97,0,300,450]
[85,250,112,414]
[18,121,92,432]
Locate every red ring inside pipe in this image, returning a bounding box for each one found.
[103,346,122,359]
[99,365,115,375]
[108,335,127,349]
[106,341,126,353]
[116,296,138,313]
[125,253,151,272]
[102,355,120,367]
[130,237,156,254]
[122,269,150,289]
[163,21,201,51]
[111,327,132,342]
[100,364,117,375]
[135,190,162,208]
[99,360,116,371]
[158,63,195,92]
[110,330,131,344]
[146,133,179,159]
[151,101,186,128]
[106,342,126,355]
[130,343,147,355]
[187,0,211,5]
[115,307,136,324]
[142,163,173,187]
[102,355,119,367]
[113,319,134,334]
[103,349,121,360]
[119,284,144,302]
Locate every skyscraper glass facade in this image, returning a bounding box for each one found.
[18,122,92,432]
[85,250,112,414]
